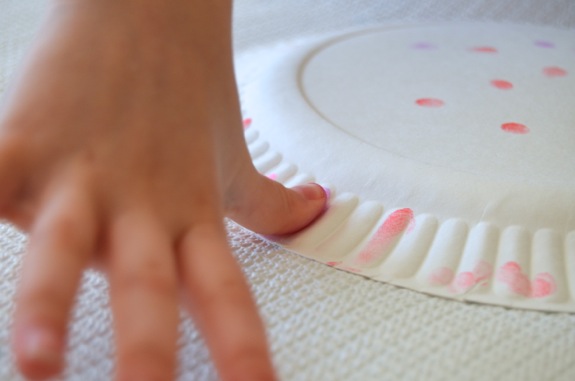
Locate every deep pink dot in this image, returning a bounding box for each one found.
[491,79,513,90]
[501,122,529,134]
[415,98,444,107]
[243,118,252,129]
[471,46,498,53]
[543,66,567,77]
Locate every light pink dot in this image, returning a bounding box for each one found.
[452,272,476,293]
[473,261,493,283]
[501,122,529,134]
[430,267,454,286]
[491,79,513,90]
[416,98,444,108]
[496,261,532,297]
[543,66,567,77]
[243,118,252,129]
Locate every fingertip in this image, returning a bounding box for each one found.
[13,325,64,380]
[281,182,329,231]
[292,183,330,202]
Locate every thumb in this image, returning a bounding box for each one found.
[226,174,329,236]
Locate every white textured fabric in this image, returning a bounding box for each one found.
[1,1,574,381]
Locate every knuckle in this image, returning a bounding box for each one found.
[116,259,176,298]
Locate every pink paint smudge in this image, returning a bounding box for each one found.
[415,98,444,108]
[449,261,493,294]
[430,267,455,286]
[531,273,556,298]
[355,208,414,266]
[501,122,529,134]
[473,261,493,283]
[543,66,567,77]
[471,46,498,53]
[491,79,513,90]
[496,261,556,298]
[243,118,252,129]
[451,272,476,292]
[266,173,278,181]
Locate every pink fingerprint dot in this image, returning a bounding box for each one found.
[543,66,567,77]
[430,267,454,286]
[531,273,556,298]
[497,262,531,297]
[491,79,513,90]
[471,46,498,53]
[243,118,252,129]
[355,208,414,265]
[416,98,444,108]
[382,208,414,237]
[326,261,341,267]
[497,261,522,283]
[501,122,529,134]
[452,272,476,293]
[509,273,532,297]
[473,261,493,283]
[266,173,278,181]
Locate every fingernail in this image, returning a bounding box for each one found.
[297,183,330,201]
[20,327,62,366]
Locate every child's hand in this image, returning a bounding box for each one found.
[0,1,327,380]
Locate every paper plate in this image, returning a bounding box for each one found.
[236,23,575,312]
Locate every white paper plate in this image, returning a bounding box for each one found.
[236,23,575,312]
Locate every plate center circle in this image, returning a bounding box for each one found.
[301,25,575,185]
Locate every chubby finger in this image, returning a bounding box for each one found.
[107,212,179,381]
[227,174,328,236]
[0,133,33,224]
[178,222,277,381]
[12,176,96,380]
